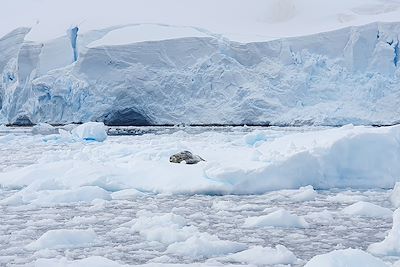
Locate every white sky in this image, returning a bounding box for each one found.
[2,0,400,43]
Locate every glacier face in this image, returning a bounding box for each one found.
[0,22,400,126]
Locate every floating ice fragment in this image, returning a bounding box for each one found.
[32,123,58,135]
[244,209,309,228]
[27,228,97,250]
[391,182,400,208]
[71,122,107,142]
[305,248,388,267]
[342,201,393,218]
[368,208,400,255]
[222,245,297,265]
[165,232,247,259]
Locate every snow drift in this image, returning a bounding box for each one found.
[0,20,400,126]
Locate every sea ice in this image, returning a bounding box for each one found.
[342,201,393,218]
[35,256,252,267]
[305,209,335,224]
[243,209,309,228]
[369,209,400,255]
[290,185,318,202]
[130,211,197,245]
[27,228,97,250]
[35,256,122,267]
[391,183,400,208]
[304,248,389,267]
[1,185,111,206]
[326,192,368,203]
[111,189,145,200]
[31,123,58,135]
[220,245,297,265]
[165,232,247,259]
[0,125,399,201]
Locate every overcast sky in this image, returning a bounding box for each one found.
[3,0,400,42]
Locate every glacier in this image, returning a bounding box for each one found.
[0,22,400,126]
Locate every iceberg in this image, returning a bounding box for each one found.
[71,122,107,142]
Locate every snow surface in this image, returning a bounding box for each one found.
[87,25,211,47]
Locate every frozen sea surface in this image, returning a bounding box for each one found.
[0,125,400,266]
[0,188,395,266]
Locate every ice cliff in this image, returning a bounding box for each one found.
[0,22,400,126]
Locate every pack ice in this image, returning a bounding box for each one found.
[1,124,400,265]
[0,20,400,126]
[1,124,400,200]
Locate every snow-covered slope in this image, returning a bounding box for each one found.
[1,1,400,125]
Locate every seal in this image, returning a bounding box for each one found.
[169,151,205,164]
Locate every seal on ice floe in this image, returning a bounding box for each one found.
[169,151,205,164]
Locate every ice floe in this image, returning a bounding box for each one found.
[0,125,399,201]
[369,209,400,256]
[219,245,297,265]
[304,248,389,267]
[243,209,309,228]
[342,201,393,218]
[27,228,97,250]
